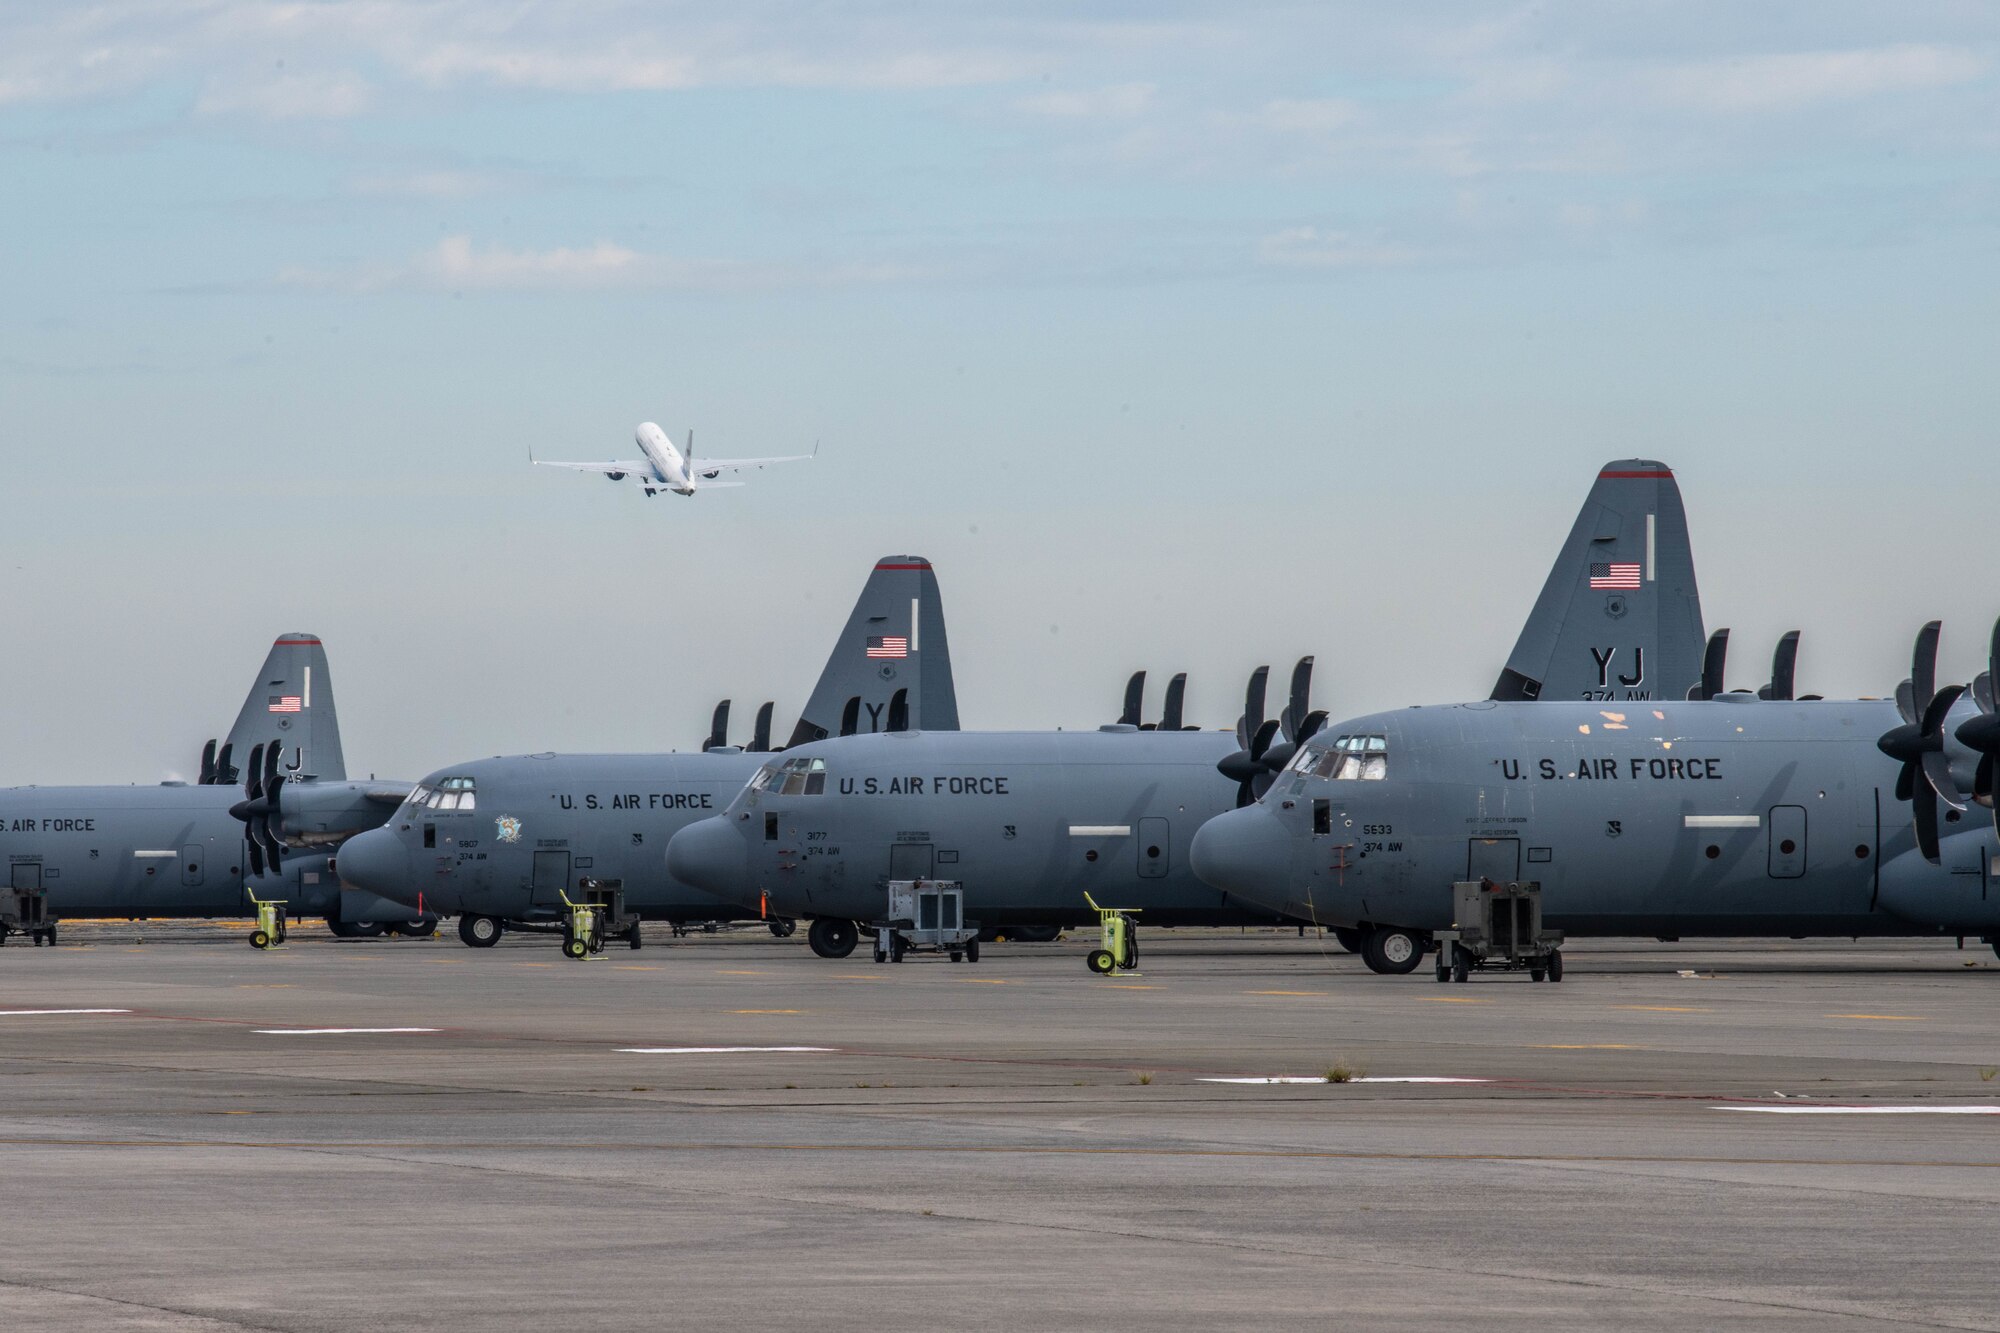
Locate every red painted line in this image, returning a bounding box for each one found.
[873,562,930,571]
[1597,470,1673,479]
[273,638,322,647]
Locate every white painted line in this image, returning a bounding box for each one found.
[255,1027,439,1036]
[1683,814,1760,829]
[1200,1076,1491,1085]
[617,1046,835,1054]
[1068,825,1131,837]
[1715,1105,2000,1115]
[0,1008,133,1017]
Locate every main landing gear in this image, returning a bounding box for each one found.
[807,918,859,959]
[458,913,504,948]
[1360,924,1429,975]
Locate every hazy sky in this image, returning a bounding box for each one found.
[3,3,1997,783]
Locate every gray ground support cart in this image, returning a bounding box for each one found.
[2,868,55,947]
[873,880,981,964]
[1434,880,1565,983]
[560,878,643,959]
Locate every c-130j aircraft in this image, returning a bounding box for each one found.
[1189,604,2000,975]
[665,462,1707,966]
[331,557,961,948]
[0,635,424,944]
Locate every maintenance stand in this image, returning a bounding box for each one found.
[1435,879,1564,982]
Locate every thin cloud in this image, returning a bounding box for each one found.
[1015,82,1156,119]
[1651,44,1988,113]
[194,70,375,119]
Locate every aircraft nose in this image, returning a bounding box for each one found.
[668,816,748,905]
[1190,805,1290,904]
[335,827,411,902]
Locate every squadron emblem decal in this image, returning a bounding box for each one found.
[495,816,523,844]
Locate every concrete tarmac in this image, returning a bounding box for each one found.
[3,924,1999,1331]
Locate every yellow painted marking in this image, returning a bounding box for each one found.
[1615,1005,1710,1013]
[1829,1013,1928,1021]
[732,1009,803,1015]
[718,970,769,976]
[514,962,556,969]
[1247,990,1326,997]
[612,965,662,972]
[1533,1044,1640,1050]
[834,976,886,982]
[1422,997,1493,1004]
[958,979,1010,985]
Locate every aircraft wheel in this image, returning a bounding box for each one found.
[250,930,270,950]
[459,914,503,948]
[329,919,384,939]
[768,918,796,939]
[1362,926,1427,975]
[1087,949,1115,975]
[890,937,906,963]
[950,950,963,963]
[628,927,643,950]
[562,937,588,960]
[1529,967,1546,982]
[1331,927,1365,955]
[966,940,979,963]
[1451,947,1471,983]
[873,945,887,964]
[807,918,858,959]
[1435,957,1450,983]
[395,917,439,939]
[1546,950,1564,982]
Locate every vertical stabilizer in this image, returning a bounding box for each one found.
[1490,461,1706,704]
[785,557,960,746]
[222,634,346,781]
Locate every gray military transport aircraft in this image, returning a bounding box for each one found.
[666,461,1705,966]
[331,557,959,948]
[1189,615,2000,975]
[0,635,424,945]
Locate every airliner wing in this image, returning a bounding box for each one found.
[690,453,814,476]
[533,458,652,476]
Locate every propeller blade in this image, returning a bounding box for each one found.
[199,739,218,786]
[1911,621,1941,715]
[264,742,281,789]
[1977,671,1995,716]
[1977,753,1995,809]
[1913,782,1942,863]
[1248,717,1280,763]
[749,702,774,753]
[886,688,909,733]
[1920,683,1965,739]
[838,696,861,738]
[1160,673,1186,732]
[246,838,265,879]
[1694,629,1728,701]
[215,742,234,785]
[1239,666,1269,751]
[1894,760,1915,804]
[1119,671,1145,727]
[1922,750,1969,813]
[1895,679,1915,724]
[1281,657,1314,743]
[1767,631,1799,702]
[1297,709,1328,743]
[244,743,265,801]
[705,700,731,751]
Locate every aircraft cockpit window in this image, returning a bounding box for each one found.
[749,764,782,793]
[405,785,433,810]
[1322,734,1388,781]
[769,756,829,796]
[428,776,478,811]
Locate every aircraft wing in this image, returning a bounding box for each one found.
[533,458,652,476]
[690,452,815,475]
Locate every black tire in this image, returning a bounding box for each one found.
[1451,947,1470,983]
[966,940,979,963]
[1547,950,1564,982]
[807,918,859,959]
[329,919,385,939]
[394,917,439,939]
[1435,959,1450,982]
[891,938,906,963]
[628,927,643,950]
[458,914,503,948]
[768,918,796,938]
[1331,926,1366,954]
[1530,967,1545,982]
[949,950,963,963]
[873,945,887,964]
[563,937,588,960]
[1087,949,1115,974]
[250,930,270,950]
[45,924,56,947]
[1362,926,1427,976]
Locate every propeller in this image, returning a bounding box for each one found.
[214,741,235,786]
[1877,620,1967,863]
[747,702,774,753]
[229,742,287,876]
[886,688,910,733]
[1216,665,1280,806]
[1689,629,1729,700]
[1118,671,1146,727]
[838,696,861,738]
[1758,631,1800,701]
[1953,618,2000,837]
[1259,657,1328,775]
[703,700,731,752]
[1159,673,1189,732]
[199,739,218,786]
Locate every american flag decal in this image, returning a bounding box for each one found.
[866,635,909,659]
[268,695,303,713]
[1589,562,1642,590]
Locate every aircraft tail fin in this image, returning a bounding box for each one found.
[1489,461,1706,704]
[785,556,960,746]
[216,634,347,782]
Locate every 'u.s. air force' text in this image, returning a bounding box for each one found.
[837,776,1010,796]
[1493,756,1724,781]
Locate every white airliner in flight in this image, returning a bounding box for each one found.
[533,422,815,497]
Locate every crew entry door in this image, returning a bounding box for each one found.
[889,842,933,881]
[531,851,571,909]
[1467,838,1521,883]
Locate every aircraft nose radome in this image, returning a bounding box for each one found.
[667,817,747,904]
[1190,806,1288,901]
[335,827,410,902]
